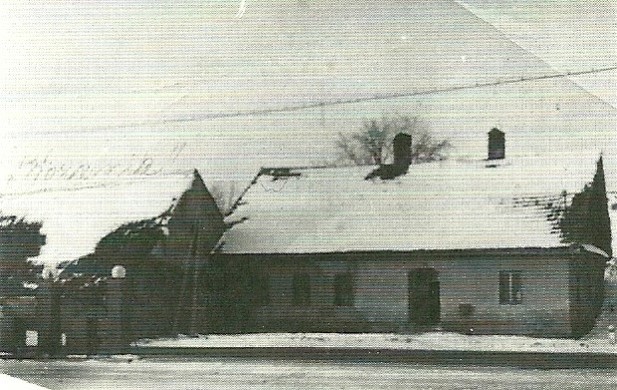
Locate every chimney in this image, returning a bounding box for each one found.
[487,128,505,160]
[364,132,412,180]
[393,132,412,168]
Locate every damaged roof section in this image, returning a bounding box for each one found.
[260,167,302,180]
[220,154,612,255]
[0,172,199,267]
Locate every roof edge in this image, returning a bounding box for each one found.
[580,244,611,259]
[213,246,588,258]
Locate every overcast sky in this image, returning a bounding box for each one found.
[1,0,616,190]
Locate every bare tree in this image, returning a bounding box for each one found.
[337,114,450,165]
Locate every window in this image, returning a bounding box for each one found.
[292,273,311,306]
[25,330,38,347]
[499,271,522,305]
[254,274,270,306]
[334,274,354,306]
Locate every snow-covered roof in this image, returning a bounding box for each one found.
[219,155,606,254]
[0,173,195,267]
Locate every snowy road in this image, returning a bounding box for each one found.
[1,357,615,390]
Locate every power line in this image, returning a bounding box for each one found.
[25,65,617,134]
[136,65,617,125]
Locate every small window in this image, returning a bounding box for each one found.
[255,274,270,306]
[334,274,354,306]
[292,273,311,306]
[499,271,522,305]
[25,330,38,347]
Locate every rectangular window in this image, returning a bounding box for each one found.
[292,273,311,306]
[25,330,38,347]
[255,274,270,306]
[334,274,354,306]
[499,271,522,305]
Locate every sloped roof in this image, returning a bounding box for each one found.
[0,173,196,267]
[219,155,607,255]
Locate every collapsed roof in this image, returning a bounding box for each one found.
[0,173,197,267]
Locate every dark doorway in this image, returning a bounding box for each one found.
[408,268,440,326]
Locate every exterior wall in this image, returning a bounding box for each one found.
[60,306,97,355]
[1,292,63,356]
[58,290,103,355]
[425,255,570,336]
[222,250,588,337]
[57,278,128,355]
[361,254,569,336]
[0,296,37,354]
[252,259,368,332]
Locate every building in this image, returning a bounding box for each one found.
[210,131,612,338]
[0,170,225,354]
[0,130,613,354]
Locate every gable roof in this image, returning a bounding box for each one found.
[219,155,608,255]
[0,172,198,267]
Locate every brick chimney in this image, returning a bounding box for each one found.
[487,128,505,160]
[365,132,412,180]
[393,132,412,168]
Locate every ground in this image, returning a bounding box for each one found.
[135,331,617,354]
[2,357,616,390]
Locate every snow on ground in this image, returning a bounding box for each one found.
[0,374,50,390]
[135,331,617,354]
[3,358,615,390]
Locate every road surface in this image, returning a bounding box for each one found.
[1,357,615,390]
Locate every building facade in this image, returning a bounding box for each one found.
[214,247,605,338]
[209,131,612,338]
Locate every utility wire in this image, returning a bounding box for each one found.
[14,65,617,136]
[131,65,617,125]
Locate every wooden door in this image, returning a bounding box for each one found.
[408,268,440,325]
